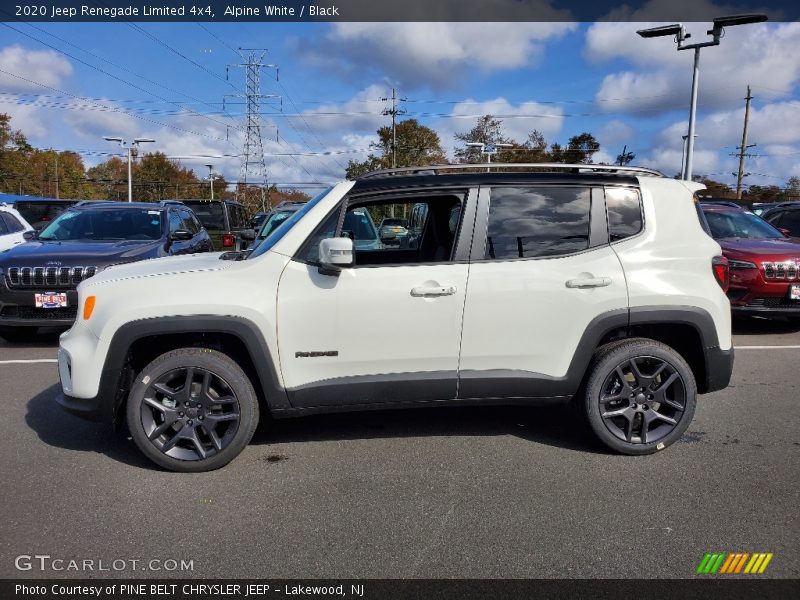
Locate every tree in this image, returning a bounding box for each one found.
[563,133,600,164]
[345,119,446,178]
[786,176,800,200]
[454,115,515,163]
[616,149,636,166]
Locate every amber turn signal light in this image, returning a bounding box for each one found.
[83,295,96,320]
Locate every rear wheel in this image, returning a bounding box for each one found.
[126,348,259,472]
[583,339,696,455]
[0,326,39,343]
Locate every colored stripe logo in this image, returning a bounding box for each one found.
[696,552,773,574]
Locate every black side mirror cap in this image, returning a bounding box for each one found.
[23,230,37,240]
[240,229,256,241]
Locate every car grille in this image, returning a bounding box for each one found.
[0,305,77,320]
[5,266,98,289]
[748,297,799,308]
[762,261,799,280]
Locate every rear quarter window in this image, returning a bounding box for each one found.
[605,187,643,242]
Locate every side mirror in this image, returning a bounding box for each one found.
[779,228,792,237]
[240,228,256,241]
[170,230,193,241]
[23,230,37,241]
[318,236,354,276]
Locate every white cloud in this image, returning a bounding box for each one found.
[0,45,73,92]
[587,14,800,114]
[65,98,140,140]
[299,84,386,134]
[312,21,576,89]
[0,102,48,138]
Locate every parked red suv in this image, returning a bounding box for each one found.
[700,201,800,319]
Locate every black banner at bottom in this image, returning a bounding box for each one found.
[4,579,799,600]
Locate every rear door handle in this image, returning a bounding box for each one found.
[565,277,612,289]
[411,285,457,297]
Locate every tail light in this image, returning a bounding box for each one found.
[222,233,235,248]
[712,256,730,292]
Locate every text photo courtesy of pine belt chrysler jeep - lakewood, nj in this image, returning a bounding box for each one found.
[55,164,734,472]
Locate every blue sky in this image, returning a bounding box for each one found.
[0,14,798,193]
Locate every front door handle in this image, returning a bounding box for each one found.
[565,277,612,289]
[411,285,457,297]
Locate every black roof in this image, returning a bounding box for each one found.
[68,201,178,210]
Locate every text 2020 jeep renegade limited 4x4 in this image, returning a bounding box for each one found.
[56,164,734,471]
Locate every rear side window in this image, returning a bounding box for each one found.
[485,186,591,260]
[605,187,643,241]
[185,203,224,230]
[0,216,8,235]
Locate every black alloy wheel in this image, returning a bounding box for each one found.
[583,339,697,455]
[127,348,258,472]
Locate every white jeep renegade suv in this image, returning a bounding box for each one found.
[56,164,733,472]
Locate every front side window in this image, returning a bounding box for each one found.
[485,187,591,260]
[168,210,183,233]
[0,216,8,235]
[297,195,463,266]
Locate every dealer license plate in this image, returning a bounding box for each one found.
[34,292,68,308]
[791,285,800,301]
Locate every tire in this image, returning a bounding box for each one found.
[0,326,39,343]
[126,347,259,472]
[583,338,696,455]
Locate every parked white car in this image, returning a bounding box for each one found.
[0,204,34,252]
[56,164,733,471]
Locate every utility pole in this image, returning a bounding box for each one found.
[381,88,407,168]
[735,86,756,199]
[226,49,279,213]
[54,153,59,199]
[205,164,215,201]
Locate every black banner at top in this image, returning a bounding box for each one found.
[1,0,798,22]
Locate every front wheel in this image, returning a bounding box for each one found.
[583,339,696,455]
[126,348,259,472]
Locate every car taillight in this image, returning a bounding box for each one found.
[222,233,235,248]
[712,256,730,292]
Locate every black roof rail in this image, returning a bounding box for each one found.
[357,162,664,179]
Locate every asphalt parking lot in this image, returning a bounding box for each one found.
[0,318,798,579]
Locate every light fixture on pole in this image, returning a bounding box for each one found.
[637,13,767,182]
[103,136,156,202]
[466,142,513,171]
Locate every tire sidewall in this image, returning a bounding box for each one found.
[126,348,259,472]
[584,341,697,455]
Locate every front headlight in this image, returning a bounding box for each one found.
[728,259,757,270]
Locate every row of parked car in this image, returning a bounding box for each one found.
[0,197,259,342]
[1,191,800,344]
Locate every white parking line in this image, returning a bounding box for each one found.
[0,359,58,365]
[735,345,800,350]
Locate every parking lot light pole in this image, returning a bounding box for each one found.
[637,14,767,181]
[466,142,513,172]
[205,164,215,201]
[103,136,156,202]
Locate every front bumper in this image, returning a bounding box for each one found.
[0,286,78,328]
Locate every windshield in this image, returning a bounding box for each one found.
[258,210,296,239]
[183,202,224,230]
[38,208,164,241]
[703,209,785,240]
[247,187,332,260]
